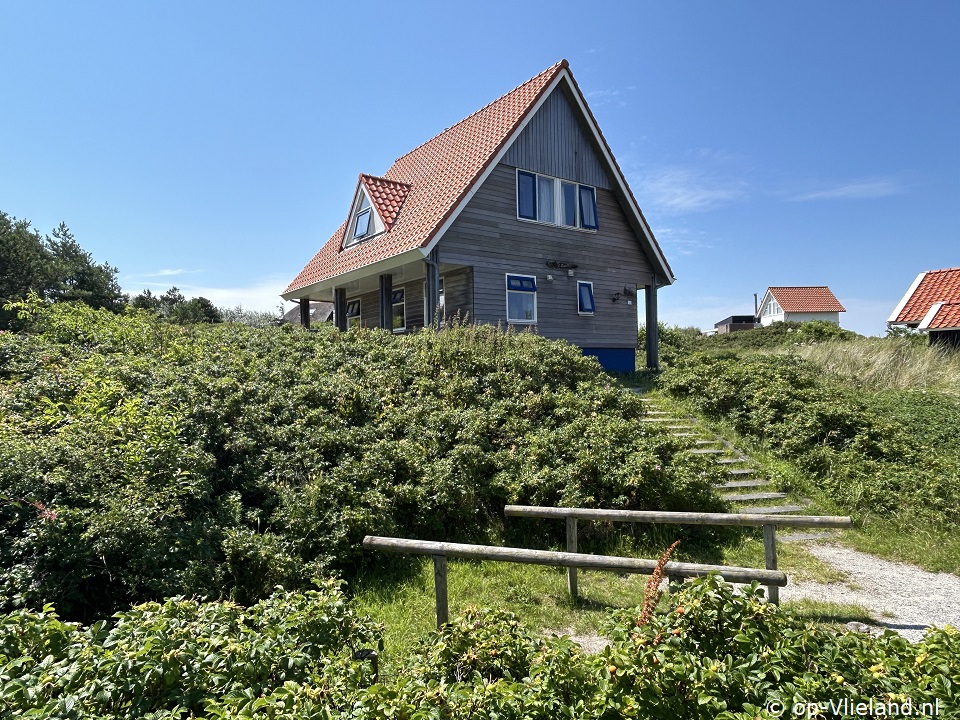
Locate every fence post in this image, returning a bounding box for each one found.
[433,555,448,627]
[762,524,779,605]
[566,516,578,600]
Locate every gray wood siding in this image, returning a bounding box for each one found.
[503,88,609,189]
[347,268,473,331]
[441,267,473,323]
[437,162,654,349]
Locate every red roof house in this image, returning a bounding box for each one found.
[282,60,674,370]
[888,267,960,347]
[757,286,846,327]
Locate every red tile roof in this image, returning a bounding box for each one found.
[284,61,567,295]
[767,286,846,313]
[921,302,960,330]
[359,174,410,230]
[891,267,960,325]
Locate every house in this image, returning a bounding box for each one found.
[756,287,845,327]
[714,315,757,334]
[282,300,334,327]
[887,267,960,348]
[281,60,674,371]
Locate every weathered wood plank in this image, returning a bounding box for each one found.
[362,536,788,585]
[503,505,852,529]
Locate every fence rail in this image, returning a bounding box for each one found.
[362,535,787,628]
[504,505,853,604]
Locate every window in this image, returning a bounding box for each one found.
[423,277,445,319]
[577,281,595,315]
[346,193,378,247]
[506,274,537,323]
[516,170,598,230]
[391,289,405,332]
[346,299,361,328]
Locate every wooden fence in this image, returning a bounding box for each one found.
[503,505,853,604]
[362,535,787,628]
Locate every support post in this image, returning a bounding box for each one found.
[644,284,659,370]
[433,554,448,628]
[334,288,347,331]
[566,516,578,600]
[299,298,311,329]
[424,248,440,327]
[379,274,393,331]
[763,524,779,604]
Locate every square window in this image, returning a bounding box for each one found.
[577,281,595,315]
[506,274,537,323]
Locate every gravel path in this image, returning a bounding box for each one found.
[780,542,960,642]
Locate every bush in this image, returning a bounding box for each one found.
[0,301,723,619]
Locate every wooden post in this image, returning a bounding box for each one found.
[424,248,440,327]
[334,288,347,331]
[299,298,311,329]
[644,284,659,370]
[433,555,448,627]
[379,274,393,331]
[566,516,578,600]
[763,524,779,605]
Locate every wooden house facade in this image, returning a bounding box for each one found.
[282,61,674,371]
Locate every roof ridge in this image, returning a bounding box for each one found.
[360,172,411,188]
[390,60,568,166]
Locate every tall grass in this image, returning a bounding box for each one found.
[793,337,960,392]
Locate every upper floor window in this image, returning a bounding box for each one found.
[517,170,598,231]
[345,191,383,248]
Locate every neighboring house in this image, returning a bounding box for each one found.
[282,60,674,371]
[714,315,757,334]
[887,267,960,348]
[756,287,846,326]
[282,301,334,327]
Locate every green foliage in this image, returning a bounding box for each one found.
[8,576,955,718]
[660,352,960,525]
[130,286,223,324]
[638,322,703,367]
[0,212,123,327]
[0,302,722,619]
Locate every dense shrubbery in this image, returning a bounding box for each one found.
[660,352,960,524]
[0,299,723,620]
[4,576,957,719]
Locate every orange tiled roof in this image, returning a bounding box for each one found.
[359,174,410,230]
[284,61,567,295]
[922,302,960,330]
[767,286,846,313]
[891,267,960,325]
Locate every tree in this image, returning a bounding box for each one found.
[0,211,124,325]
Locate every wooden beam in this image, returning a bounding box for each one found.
[763,524,779,605]
[299,298,311,329]
[504,505,852,530]
[379,274,393,331]
[362,536,788,586]
[644,284,659,370]
[424,247,440,327]
[566,516,578,599]
[433,555,448,627]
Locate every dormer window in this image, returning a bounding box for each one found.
[344,189,384,248]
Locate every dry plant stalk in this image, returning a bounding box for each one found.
[638,540,680,626]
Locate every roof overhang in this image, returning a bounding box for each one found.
[886,271,927,325]
[281,247,425,301]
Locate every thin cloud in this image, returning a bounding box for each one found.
[655,226,714,256]
[141,268,203,278]
[634,167,749,213]
[585,87,626,107]
[789,178,904,202]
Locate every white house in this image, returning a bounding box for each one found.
[757,286,845,326]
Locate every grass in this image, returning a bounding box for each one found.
[793,337,960,393]
[780,598,875,629]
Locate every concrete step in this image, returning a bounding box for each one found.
[716,479,771,489]
[639,417,671,422]
[716,457,750,465]
[672,432,701,438]
[726,468,756,476]
[666,425,696,430]
[721,491,788,502]
[694,439,720,444]
[739,502,811,515]
[688,448,723,455]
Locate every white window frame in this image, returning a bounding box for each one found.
[577,281,596,316]
[423,276,445,321]
[391,288,406,333]
[344,190,383,249]
[516,169,598,232]
[346,298,362,329]
[505,273,537,324]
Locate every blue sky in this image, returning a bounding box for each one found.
[3,2,957,335]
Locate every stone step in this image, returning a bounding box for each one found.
[716,457,749,465]
[726,468,756,476]
[671,432,701,438]
[694,439,719,444]
[688,448,723,455]
[639,417,671,422]
[739,501,811,515]
[721,491,788,502]
[716,479,771,489]
[666,425,696,430]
